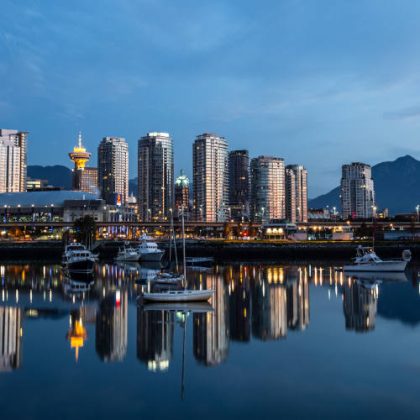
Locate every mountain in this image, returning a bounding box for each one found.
[27,165,72,189]
[309,155,420,215]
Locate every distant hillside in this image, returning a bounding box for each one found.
[27,165,72,189]
[309,155,420,215]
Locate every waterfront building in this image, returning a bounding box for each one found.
[98,137,129,205]
[69,133,98,194]
[250,156,285,223]
[174,170,190,220]
[285,165,308,223]
[137,307,174,372]
[95,290,128,362]
[0,129,28,193]
[193,133,229,222]
[228,150,250,221]
[340,162,375,219]
[0,306,22,371]
[138,132,174,222]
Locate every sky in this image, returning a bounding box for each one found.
[1,0,420,197]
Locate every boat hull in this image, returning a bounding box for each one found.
[142,289,214,303]
[67,259,95,273]
[139,251,164,262]
[343,260,407,273]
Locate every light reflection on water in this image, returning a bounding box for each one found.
[0,262,419,418]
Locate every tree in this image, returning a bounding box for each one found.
[73,215,96,247]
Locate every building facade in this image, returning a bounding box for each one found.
[0,129,28,193]
[250,156,285,223]
[193,133,229,222]
[228,150,250,221]
[340,162,375,219]
[137,132,174,222]
[98,137,129,205]
[285,164,308,223]
[174,170,190,219]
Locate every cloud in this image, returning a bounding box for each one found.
[383,105,420,120]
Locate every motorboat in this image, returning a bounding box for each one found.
[115,244,140,262]
[66,249,96,274]
[62,242,87,266]
[343,246,411,273]
[142,288,214,303]
[137,234,165,262]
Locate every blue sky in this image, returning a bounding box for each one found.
[1,0,420,197]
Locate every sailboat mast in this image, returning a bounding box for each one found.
[181,205,187,283]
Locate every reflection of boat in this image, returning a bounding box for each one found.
[63,278,94,295]
[185,257,214,266]
[142,302,213,313]
[137,235,165,262]
[154,272,184,285]
[139,267,160,281]
[143,289,214,303]
[115,244,140,262]
[343,246,410,273]
[345,271,408,283]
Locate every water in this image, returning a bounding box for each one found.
[0,261,420,419]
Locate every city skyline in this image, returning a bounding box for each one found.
[2,1,420,197]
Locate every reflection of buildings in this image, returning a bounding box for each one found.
[137,308,173,372]
[286,268,310,331]
[228,267,251,342]
[252,270,287,340]
[193,274,229,365]
[0,306,22,371]
[343,281,378,332]
[67,310,87,362]
[95,290,128,361]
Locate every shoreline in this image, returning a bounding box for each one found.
[0,239,419,262]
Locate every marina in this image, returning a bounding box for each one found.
[0,260,419,418]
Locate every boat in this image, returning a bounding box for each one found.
[62,242,87,266]
[137,234,165,262]
[154,272,184,285]
[343,246,411,273]
[141,206,214,303]
[115,243,140,262]
[66,249,96,274]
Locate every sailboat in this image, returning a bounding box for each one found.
[142,206,215,303]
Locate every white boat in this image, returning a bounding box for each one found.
[141,205,214,303]
[154,272,184,285]
[66,249,96,273]
[143,288,214,303]
[115,244,140,262]
[137,235,165,262]
[343,246,411,273]
[62,242,87,266]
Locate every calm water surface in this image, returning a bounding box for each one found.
[0,261,420,419]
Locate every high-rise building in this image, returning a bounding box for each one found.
[228,150,250,221]
[69,132,98,194]
[193,133,228,222]
[250,156,285,223]
[0,129,28,193]
[174,170,190,219]
[340,162,375,219]
[285,164,308,223]
[98,137,129,205]
[138,132,174,221]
